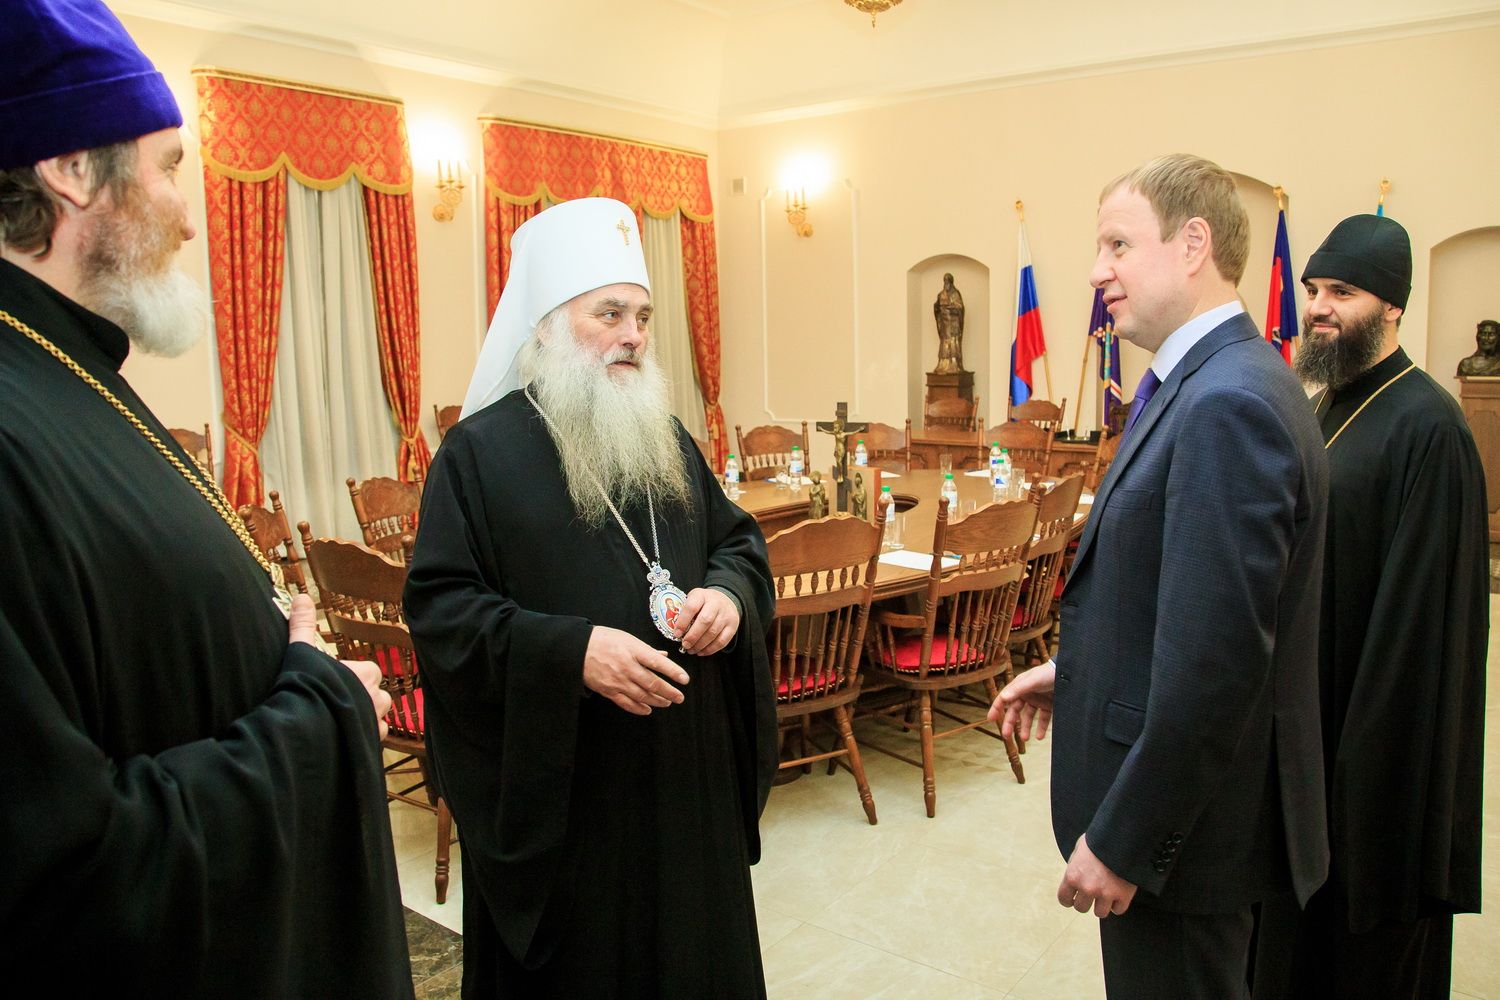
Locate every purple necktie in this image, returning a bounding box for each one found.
[1121,369,1162,440]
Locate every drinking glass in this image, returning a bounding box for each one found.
[772,465,788,491]
[883,510,905,551]
[939,452,954,478]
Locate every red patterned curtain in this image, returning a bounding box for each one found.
[203,172,286,506]
[363,189,431,480]
[680,219,727,469]
[480,119,724,465]
[195,69,427,489]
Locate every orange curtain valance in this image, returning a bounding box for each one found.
[194,69,412,195]
[481,120,712,221]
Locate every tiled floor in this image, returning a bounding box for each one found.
[392,597,1500,998]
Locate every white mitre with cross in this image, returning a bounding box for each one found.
[461,197,652,418]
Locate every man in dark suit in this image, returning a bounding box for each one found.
[992,154,1330,999]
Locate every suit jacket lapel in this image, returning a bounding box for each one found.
[1069,313,1261,580]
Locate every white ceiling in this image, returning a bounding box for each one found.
[112,0,1500,127]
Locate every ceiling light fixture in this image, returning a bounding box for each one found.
[844,0,903,28]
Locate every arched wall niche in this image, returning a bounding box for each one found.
[905,254,990,426]
[1428,227,1500,397]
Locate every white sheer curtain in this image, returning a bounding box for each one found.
[641,212,708,440]
[261,176,398,541]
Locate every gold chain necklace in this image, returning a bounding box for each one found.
[0,307,292,616]
[1319,362,1416,450]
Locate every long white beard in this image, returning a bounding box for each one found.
[79,185,211,358]
[88,266,211,358]
[517,308,691,527]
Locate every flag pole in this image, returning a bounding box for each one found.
[1017,199,1056,399]
[1073,315,1092,437]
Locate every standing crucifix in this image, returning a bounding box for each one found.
[814,401,868,513]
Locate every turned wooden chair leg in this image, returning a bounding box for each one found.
[834,704,877,825]
[919,691,937,818]
[435,796,453,904]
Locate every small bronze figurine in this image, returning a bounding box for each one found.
[1457,319,1500,377]
[850,472,868,521]
[807,470,828,520]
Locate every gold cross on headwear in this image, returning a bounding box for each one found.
[616,219,631,245]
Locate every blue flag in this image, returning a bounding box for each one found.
[1090,288,1122,427]
[1263,210,1297,363]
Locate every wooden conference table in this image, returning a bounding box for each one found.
[909,429,1102,480]
[733,468,1093,600]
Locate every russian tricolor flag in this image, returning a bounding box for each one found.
[1011,224,1048,406]
[1264,209,1297,364]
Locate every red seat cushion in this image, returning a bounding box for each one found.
[776,670,839,698]
[880,635,985,673]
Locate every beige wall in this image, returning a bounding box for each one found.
[715,26,1500,470]
[1430,228,1500,394]
[114,11,716,444]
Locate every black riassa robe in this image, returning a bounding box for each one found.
[0,260,413,997]
[403,389,777,999]
[1315,348,1487,929]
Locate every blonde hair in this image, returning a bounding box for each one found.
[1102,154,1250,285]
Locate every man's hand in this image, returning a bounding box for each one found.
[584,625,691,716]
[288,594,390,740]
[988,660,1055,742]
[1058,834,1137,918]
[673,588,740,656]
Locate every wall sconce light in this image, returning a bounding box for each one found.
[785,188,812,238]
[433,160,466,222]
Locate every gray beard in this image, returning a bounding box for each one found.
[84,266,211,358]
[78,184,210,358]
[1294,304,1386,391]
[517,308,691,528]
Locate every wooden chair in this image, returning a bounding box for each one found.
[169,423,214,481]
[300,528,454,904]
[236,490,309,595]
[764,508,887,825]
[433,404,462,441]
[864,494,1039,816]
[735,422,810,482]
[849,420,911,474]
[984,422,1054,480]
[1011,398,1066,435]
[347,474,422,563]
[1007,476,1085,670]
[923,395,980,433]
[1086,431,1124,491]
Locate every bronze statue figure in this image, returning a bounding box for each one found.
[807,470,828,520]
[932,272,966,374]
[1457,319,1500,377]
[850,472,868,521]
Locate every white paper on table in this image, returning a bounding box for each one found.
[772,474,814,485]
[876,471,900,479]
[963,469,991,478]
[879,550,960,571]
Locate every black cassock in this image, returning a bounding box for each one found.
[1257,347,1488,998]
[0,260,412,997]
[404,390,777,999]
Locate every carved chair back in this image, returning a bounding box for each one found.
[169,423,215,481]
[1010,398,1065,435]
[236,489,308,594]
[1087,431,1124,491]
[868,495,1037,683]
[985,421,1054,479]
[924,396,980,433]
[735,422,811,481]
[347,474,422,562]
[764,509,886,711]
[850,420,911,474]
[433,404,462,441]
[1010,476,1085,660]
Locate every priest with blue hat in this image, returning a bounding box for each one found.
[0,3,413,995]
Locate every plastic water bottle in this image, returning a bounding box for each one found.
[997,448,1014,499]
[854,440,868,467]
[789,446,804,494]
[724,453,741,499]
[941,473,960,516]
[989,442,1004,500]
[880,485,902,550]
